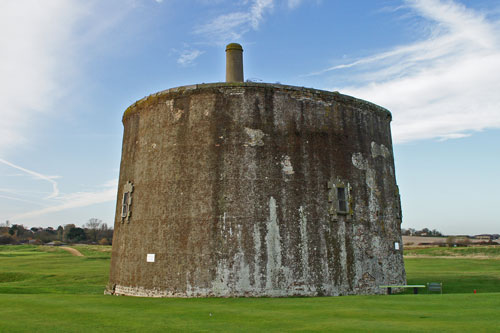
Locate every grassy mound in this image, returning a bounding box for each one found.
[0,245,109,295]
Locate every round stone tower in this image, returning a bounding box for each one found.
[107,43,406,297]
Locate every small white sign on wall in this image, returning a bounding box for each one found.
[147,253,155,262]
[394,242,400,250]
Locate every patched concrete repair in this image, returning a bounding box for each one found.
[107,44,405,297]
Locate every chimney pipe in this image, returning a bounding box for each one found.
[225,43,244,82]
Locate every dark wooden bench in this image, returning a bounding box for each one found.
[427,282,442,294]
[379,285,426,295]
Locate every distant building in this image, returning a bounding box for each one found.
[474,235,492,241]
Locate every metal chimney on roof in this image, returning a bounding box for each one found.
[225,43,244,83]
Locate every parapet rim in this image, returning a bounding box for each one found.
[123,82,392,121]
[226,43,243,51]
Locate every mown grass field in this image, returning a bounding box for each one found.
[405,245,500,258]
[0,245,499,332]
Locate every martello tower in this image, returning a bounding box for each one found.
[107,44,406,297]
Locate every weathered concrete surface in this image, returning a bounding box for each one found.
[107,82,406,297]
[225,43,244,83]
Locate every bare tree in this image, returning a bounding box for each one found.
[85,218,102,243]
[98,223,113,245]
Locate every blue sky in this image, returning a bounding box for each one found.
[0,0,499,235]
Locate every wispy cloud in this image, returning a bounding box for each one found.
[11,186,116,221]
[194,0,274,44]
[0,1,80,154]
[287,0,303,9]
[0,1,135,156]
[0,1,134,226]
[249,0,274,29]
[437,133,471,141]
[9,179,117,221]
[0,194,47,207]
[309,0,500,143]
[0,158,59,199]
[177,49,205,66]
[0,157,118,223]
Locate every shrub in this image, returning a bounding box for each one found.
[99,238,110,245]
[0,234,17,245]
[457,237,471,247]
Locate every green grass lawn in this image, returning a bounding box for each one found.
[405,257,500,294]
[0,245,108,295]
[404,245,500,258]
[0,245,499,332]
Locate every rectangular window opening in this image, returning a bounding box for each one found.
[122,192,129,218]
[337,187,347,213]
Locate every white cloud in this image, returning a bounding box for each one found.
[0,1,82,154]
[0,158,59,199]
[194,0,274,44]
[0,158,118,224]
[287,0,302,9]
[11,187,116,221]
[0,194,47,207]
[250,0,274,29]
[101,179,118,188]
[177,49,205,66]
[311,0,500,143]
[0,1,134,226]
[9,179,117,221]
[0,1,135,156]
[437,133,471,141]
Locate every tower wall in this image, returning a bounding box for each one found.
[107,82,406,297]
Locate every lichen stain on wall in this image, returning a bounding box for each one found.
[298,205,309,282]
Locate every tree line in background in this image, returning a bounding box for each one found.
[0,218,113,245]
[401,228,443,237]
